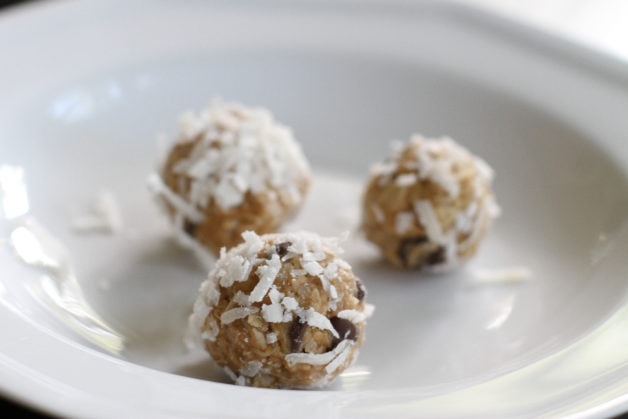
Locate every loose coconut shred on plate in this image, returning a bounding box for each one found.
[186,230,374,389]
[71,190,123,234]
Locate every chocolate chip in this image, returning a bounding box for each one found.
[425,247,446,266]
[354,277,366,301]
[275,241,292,257]
[330,317,358,348]
[397,235,428,267]
[183,219,198,237]
[289,319,306,352]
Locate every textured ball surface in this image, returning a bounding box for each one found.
[361,135,499,270]
[188,231,373,388]
[149,100,311,255]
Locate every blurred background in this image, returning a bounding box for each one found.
[468,0,628,64]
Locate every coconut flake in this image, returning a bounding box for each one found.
[395,211,414,234]
[71,190,123,234]
[474,156,495,182]
[186,276,221,346]
[410,136,461,197]
[291,269,307,277]
[335,258,351,271]
[444,231,459,265]
[268,286,284,304]
[214,177,245,209]
[487,195,501,218]
[413,200,446,244]
[178,110,206,139]
[202,285,220,308]
[456,201,478,233]
[281,296,299,312]
[261,303,285,323]
[220,255,251,287]
[336,309,367,323]
[220,306,258,325]
[285,339,352,367]
[329,285,338,300]
[285,351,336,367]
[266,332,278,344]
[185,301,211,349]
[370,161,396,177]
[323,262,338,280]
[248,254,281,303]
[458,198,491,253]
[325,340,354,373]
[232,291,249,306]
[303,261,323,276]
[302,250,326,262]
[240,361,263,377]
[157,100,311,214]
[224,367,247,386]
[201,317,219,342]
[297,308,338,338]
[223,366,238,382]
[146,173,204,222]
[470,266,532,284]
[242,230,264,256]
[395,173,418,187]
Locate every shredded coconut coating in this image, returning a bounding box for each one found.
[187,231,373,389]
[150,100,311,254]
[361,134,499,270]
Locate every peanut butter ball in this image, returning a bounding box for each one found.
[187,231,373,388]
[361,135,499,271]
[149,100,311,256]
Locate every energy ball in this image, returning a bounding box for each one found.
[361,135,499,270]
[187,231,373,389]
[148,100,311,255]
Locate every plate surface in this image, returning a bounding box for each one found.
[0,1,627,418]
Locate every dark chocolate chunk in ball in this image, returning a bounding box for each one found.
[330,317,358,348]
[397,235,429,267]
[275,241,292,258]
[289,319,306,352]
[355,277,366,301]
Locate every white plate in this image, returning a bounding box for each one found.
[1,1,627,418]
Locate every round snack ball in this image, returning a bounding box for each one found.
[148,100,311,255]
[187,230,373,389]
[361,134,499,270]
